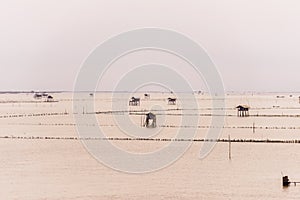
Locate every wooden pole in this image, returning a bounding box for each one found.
[253,122,255,133]
[228,134,232,160]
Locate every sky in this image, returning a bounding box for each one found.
[0,0,300,92]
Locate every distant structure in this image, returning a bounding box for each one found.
[46,95,54,102]
[236,105,250,117]
[167,97,176,105]
[144,93,150,100]
[34,93,56,102]
[34,93,42,99]
[129,97,140,106]
[42,93,48,97]
[282,175,300,186]
[283,176,290,186]
[144,112,156,128]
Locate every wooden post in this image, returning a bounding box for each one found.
[253,122,255,133]
[228,134,232,160]
[141,115,143,127]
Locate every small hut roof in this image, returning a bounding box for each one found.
[236,105,250,109]
[167,97,176,100]
[146,112,156,119]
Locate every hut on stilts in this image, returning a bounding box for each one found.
[129,97,140,106]
[144,112,156,128]
[167,98,176,105]
[236,105,250,117]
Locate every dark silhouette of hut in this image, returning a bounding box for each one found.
[129,97,140,106]
[46,95,54,102]
[236,105,250,117]
[282,176,290,186]
[144,93,150,100]
[34,93,42,99]
[167,98,176,105]
[144,112,156,128]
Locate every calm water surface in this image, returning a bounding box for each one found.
[1,93,300,199]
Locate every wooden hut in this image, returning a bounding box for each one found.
[167,97,176,105]
[46,95,54,102]
[236,105,250,117]
[129,97,140,106]
[34,93,42,99]
[144,112,156,128]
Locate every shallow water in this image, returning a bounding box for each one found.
[1,92,300,199]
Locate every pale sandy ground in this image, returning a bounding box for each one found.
[1,92,300,200]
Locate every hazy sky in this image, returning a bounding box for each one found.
[0,0,300,92]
